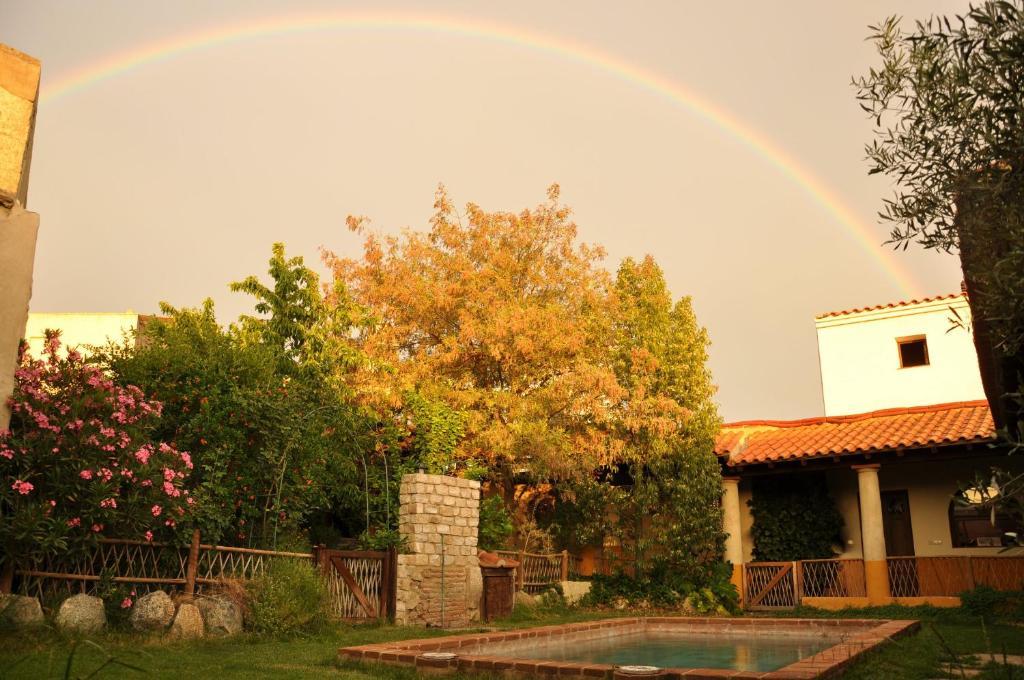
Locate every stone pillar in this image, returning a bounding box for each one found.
[0,45,41,432]
[853,464,890,603]
[721,477,745,599]
[395,473,481,627]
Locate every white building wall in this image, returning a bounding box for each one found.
[815,295,986,417]
[24,312,141,358]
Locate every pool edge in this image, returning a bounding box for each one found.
[337,616,920,679]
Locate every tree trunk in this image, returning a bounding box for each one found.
[957,199,1024,442]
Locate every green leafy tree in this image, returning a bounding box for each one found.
[613,257,725,581]
[555,256,724,583]
[231,242,361,380]
[101,245,371,548]
[854,1,1024,512]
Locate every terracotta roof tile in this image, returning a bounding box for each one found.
[816,292,963,319]
[716,400,994,467]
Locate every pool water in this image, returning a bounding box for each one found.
[475,631,835,673]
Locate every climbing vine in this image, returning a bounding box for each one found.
[748,474,844,562]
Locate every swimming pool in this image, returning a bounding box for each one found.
[339,616,919,678]
[466,628,834,673]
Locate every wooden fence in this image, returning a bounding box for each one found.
[495,550,583,593]
[744,556,1024,608]
[10,533,396,621]
[887,556,1024,597]
[315,547,396,620]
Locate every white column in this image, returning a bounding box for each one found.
[722,477,744,566]
[853,464,891,602]
[722,477,745,599]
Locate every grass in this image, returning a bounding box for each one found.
[1,606,1021,679]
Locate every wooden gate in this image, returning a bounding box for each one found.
[315,548,396,621]
[743,562,799,610]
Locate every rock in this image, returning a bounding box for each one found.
[612,596,629,610]
[559,581,591,606]
[129,590,175,631]
[197,596,242,636]
[0,594,44,627]
[56,594,106,634]
[514,590,537,609]
[169,603,204,640]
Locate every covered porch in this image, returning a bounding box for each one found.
[717,401,1024,609]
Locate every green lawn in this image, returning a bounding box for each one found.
[1,607,1020,679]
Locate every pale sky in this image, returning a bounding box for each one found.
[6,0,969,422]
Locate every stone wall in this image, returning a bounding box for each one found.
[395,473,481,627]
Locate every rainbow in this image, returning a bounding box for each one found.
[38,10,921,297]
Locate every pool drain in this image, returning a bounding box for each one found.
[616,665,662,676]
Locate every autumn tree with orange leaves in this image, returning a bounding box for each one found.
[325,186,725,584]
[324,185,624,505]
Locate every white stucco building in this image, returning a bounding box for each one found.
[23,311,158,358]
[815,293,986,416]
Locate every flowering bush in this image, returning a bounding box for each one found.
[0,332,193,569]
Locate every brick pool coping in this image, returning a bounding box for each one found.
[338,616,920,679]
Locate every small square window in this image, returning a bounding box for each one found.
[897,336,929,368]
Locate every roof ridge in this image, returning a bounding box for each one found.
[722,399,990,430]
[815,292,964,319]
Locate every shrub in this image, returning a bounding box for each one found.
[478,496,514,551]
[95,573,138,629]
[0,333,192,571]
[581,561,739,614]
[960,586,1024,622]
[247,559,330,634]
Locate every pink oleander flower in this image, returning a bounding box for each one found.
[151,504,162,517]
[0,448,12,460]
[121,597,132,609]
[100,498,117,509]
[144,531,153,542]
[186,497,195,506]
[179,451,193,469]
[11,480,33,495]
[91,523,103,533]
[79,469,93,480]
[134,446,152,465]
[141,479,153,487]
[67,517,81,527]
[164,519,176,528]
